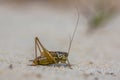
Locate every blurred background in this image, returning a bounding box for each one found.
[0,0,120,80]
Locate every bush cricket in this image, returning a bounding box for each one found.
[29,8,79,69]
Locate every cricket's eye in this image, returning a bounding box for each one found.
[58,54,62,58]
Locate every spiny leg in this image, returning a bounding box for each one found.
[28,38,38,62]
[35,37,57,63]
[67,58,72,69]
[29,37,43,65]
[35,37,43,56]
[35,37,46,51]
[35,37,37,58]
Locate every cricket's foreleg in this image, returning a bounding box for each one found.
[67,58,72,69]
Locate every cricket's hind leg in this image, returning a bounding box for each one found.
[35,37,57,64]
[29,37,42,62]
[35,37,44,57]
[28,37,43,66]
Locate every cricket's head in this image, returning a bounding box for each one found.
[55,51,68,63]
[57,52,72,69]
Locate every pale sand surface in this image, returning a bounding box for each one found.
[0,3,120,80]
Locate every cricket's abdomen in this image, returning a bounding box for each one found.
[33,56,56,65]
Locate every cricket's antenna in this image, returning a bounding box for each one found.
[66,5,79,69]
[67,6,79,55]
[35,38,37,58]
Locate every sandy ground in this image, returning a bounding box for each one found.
[0,3,120,80]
